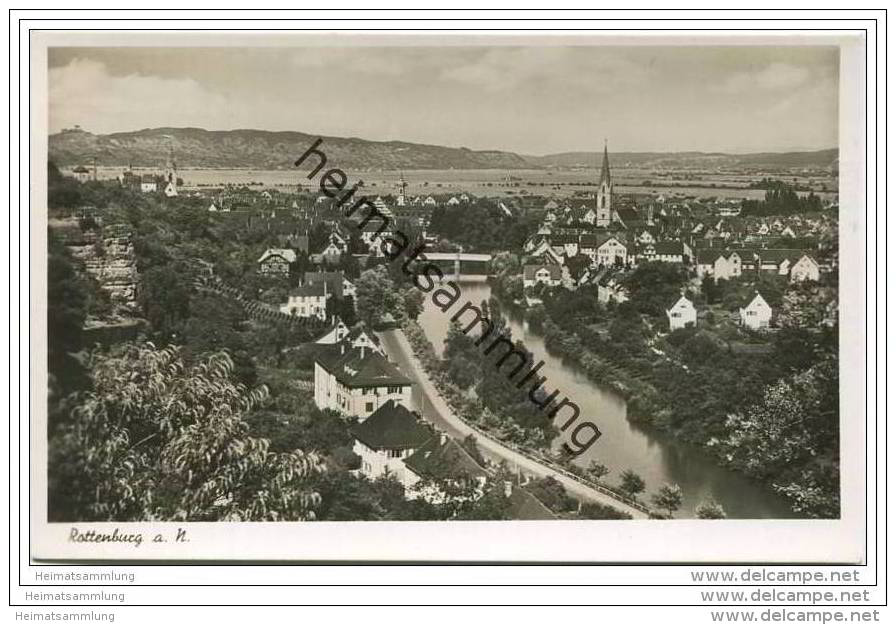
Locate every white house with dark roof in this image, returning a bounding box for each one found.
[343,327,382,355]
[140,174,158,193]
[304,270,356,299]
[357,221,395,255]
[635,229,657,245]
[351,401,433,481]
[314,346,413,420]
[666,295,697,331]
[72,165,91,182]
[789,254,821,282]
[740,292,773,330]
[315,240,344,264]
[715,251,743,280]
[280,283,328,320]
[257,248,297,275]
[653,240,692,264]
[635,241,692,265]
[523,264,562,289]
[595,236,627,267]
[696,249,721,279]
[313,317,350,345]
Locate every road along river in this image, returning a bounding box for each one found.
[414,281,797,519]
[377,329,650,519]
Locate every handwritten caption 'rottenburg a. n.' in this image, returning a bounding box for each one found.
[69,527,190,548]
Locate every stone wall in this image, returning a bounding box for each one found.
[53,217,140,314]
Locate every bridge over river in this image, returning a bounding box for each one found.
[423,252,493,279]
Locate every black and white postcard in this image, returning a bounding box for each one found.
[27,30,870,564]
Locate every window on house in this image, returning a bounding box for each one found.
[390,449,403,458]
[365,402,374,412]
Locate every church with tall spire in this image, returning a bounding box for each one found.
[595,141,613,227]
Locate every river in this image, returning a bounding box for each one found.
[417,281,797,519]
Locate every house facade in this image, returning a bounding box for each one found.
[351,401,433,483]
[314,318,351,345]
[740,292,773,330]
[523,264,562,289]
[304,270,355,299]
[72,165,91,182]
[280,284,328,320]
[790,254,821,282]
[257,248,297,275]
[595,236,627,267]
[714,251,743,280]
[666,295,697,331]
[314,346,413,420]
[140,174,157,193]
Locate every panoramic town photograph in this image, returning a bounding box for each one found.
[45,43,840,523]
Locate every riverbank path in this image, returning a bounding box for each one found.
[378,329,649,519]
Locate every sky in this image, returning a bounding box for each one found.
[47,45,839,155]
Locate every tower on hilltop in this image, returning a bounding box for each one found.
[595,140,613,227]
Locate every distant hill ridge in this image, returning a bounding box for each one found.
[48,127,838,171]
[525,149,839,169]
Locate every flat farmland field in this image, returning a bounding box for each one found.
[89,166,838,202]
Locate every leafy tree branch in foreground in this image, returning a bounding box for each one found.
[48,344,324,522]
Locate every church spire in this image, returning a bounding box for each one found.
[396,171,407,207]
[594,139,613,228]
[599,139,611,186]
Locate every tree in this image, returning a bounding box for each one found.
[403,288,425,321]
[773,466,840,519]
[578,501,632,520]
[47,161,84,210]
[525,477,577,513]
[139,262,192,339]
[651,483,683,518]
[724,357,838,479]
[353,265,395,326]
[723,358,838,518]
[180,292,247,355]
[619,469,646,500]
[445,354,478,390]
[695,498,727,519]
[47,233,88,393]
[326,294,357,326]
[586,461,610,482]
[48,344,324,522]
[622,262,688,318]
[701,274,721,304]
